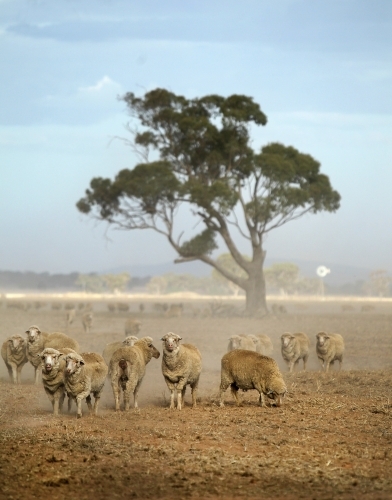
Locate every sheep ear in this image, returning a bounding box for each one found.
[79,359,85,365]
[175,335,182,341]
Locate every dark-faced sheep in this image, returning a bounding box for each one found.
[161,333,202,410]
[219,350,287,408]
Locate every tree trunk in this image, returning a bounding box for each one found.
[244,249,268,316]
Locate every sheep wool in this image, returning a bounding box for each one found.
[219,350,287,408]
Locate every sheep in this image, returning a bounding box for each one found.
[219,350,287,408]
[66,308,76,326]
[248,334,274,356]
[38,347,76,415]
[25,326,79,384]
[102,336,139,365]
[117,302,130,312]
[107,303,116,312]
[64,351,108,418]
[227,334,256,352]
[124,317,141,337]
[109,337,160,411]
[161,332,202,410]
[82,312,93,334]
[164,304,183,318]
[280,332,310,372]
[51,302,62,310]
[316,332,345,372]
[25,325,50,384]
[1,335,28,384]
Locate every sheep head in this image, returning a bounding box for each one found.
[161,332,182,353]
[25,325,41,343]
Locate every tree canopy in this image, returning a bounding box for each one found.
[77,88,341,314]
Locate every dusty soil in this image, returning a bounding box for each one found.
[1,297,392,499]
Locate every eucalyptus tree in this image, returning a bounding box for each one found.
[77,88,340,314]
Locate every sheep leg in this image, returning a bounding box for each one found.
[58,391,66,414]
[92,392,101,415]
[53,395,61,416]
[133,381,142,409]
[230,384,241,406]
[288,361,294,373]
[34,367,41,385]
[86,395,93,413]
[76,396,84,418]
[112,381,122,411]
[303,355,308,371]
[191,383,198,408]
[6,364,12,383]
[16,364,24,384]
[169,390,176,409]
[294,359,300,372]
[219,380,231,407]
[10,363,18,384]
[123,382,132,411]
[67,394,73,413]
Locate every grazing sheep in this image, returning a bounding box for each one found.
[280,332,310,372]
[107,303,116,312]
[109,337,160,411]
[161,333,202,410]
[102,336,139,365]
[25,326,79,384]
[316,332,345,372]
[38,347,76,415]
[64,302,76,311]
[227,334,256,352]
[64,352,108,418]
[219,350,287,408]
[51,302,62,310]
[82,312,93,334]
[1,335,28,384]
[124,317,141,337]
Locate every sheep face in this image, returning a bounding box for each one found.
[281,334,294,348]
[122,336,138,346]
[161,333,182,353]
[25,326,41,343]
[65,354,85,375]
[39,349,62,374]
[228,335,241,350]
[147,341,161,359]
[316,332,329,347]
[266,380,287,407]
[9,335,25,353]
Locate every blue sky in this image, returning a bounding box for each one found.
[1,0,391,277]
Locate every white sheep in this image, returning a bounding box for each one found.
[109,337,160,411]
[161,332,202,410]
[38,347,76,415]
[316,332,345,372]
[1,335,28,384]
[280,332,310,372]
[248,334,274,356]
[102,336,139,365]
[227,334,256,352]
[219,350,287,408]
[64,351,108,418]
[25,326,80,384]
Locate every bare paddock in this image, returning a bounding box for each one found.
[1,296,392,499]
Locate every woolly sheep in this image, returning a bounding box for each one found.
[1,335,28,384]
[248,334,274,356]
[102,336,139,365]
[161,332,202,410]
[64,351,108,418]
[25,326,79,384]
[227,334,256,352]
[109,337,160,411]
[316,332,345,372]
[38,347,76,415]
[124,317,141,337]
[280,332,310,372]
[82,312,93,334]
[219,350,287,408]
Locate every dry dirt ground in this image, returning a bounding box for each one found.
[1,296,392,499]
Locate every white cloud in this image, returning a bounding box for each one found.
[79,75,120,93]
